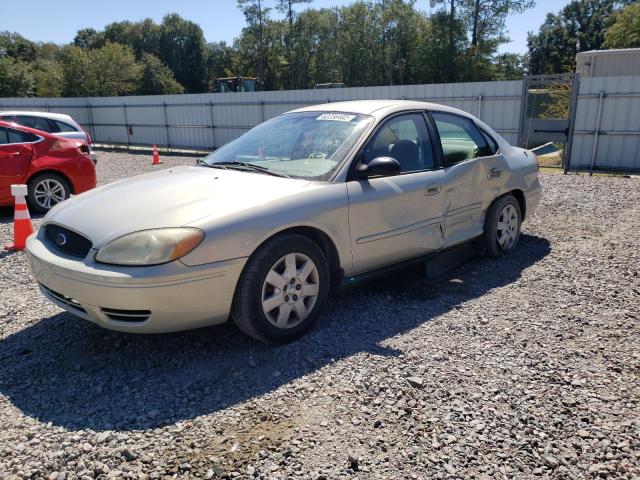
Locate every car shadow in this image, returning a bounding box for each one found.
[0,234,550,431]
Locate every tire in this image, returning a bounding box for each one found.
[27,173,71,213]
[232,233,330,343]
[483,194,522,257]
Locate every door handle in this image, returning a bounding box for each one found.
[488,168,502,179]
[425,186,441,196]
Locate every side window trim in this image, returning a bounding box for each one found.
[424,111,445,169]
[478,127,499,156]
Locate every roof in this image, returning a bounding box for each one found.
[577,48,640,56]
[0,111,76,123]
[289,99,476,120]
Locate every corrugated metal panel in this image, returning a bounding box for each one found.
[570,75,640,172]
[576,49,640,78]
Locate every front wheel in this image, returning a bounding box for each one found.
[231,233,330,343]
[483,194,522,257]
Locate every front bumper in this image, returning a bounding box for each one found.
[26,230,247,333]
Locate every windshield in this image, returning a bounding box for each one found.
[202,111,373,180]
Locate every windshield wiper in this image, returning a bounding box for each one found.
[198,160,291,178]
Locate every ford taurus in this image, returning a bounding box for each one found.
[26,100,541,342]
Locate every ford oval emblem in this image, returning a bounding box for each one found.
[54,233,67,246]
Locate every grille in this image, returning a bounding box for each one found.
[101,308,151,323]
[40,284,86,313]
[44,224,92,258]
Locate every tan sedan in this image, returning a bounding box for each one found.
[27,100,541,342]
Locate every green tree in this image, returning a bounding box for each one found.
[277,0,313,88]
[0,57,35,97]
[237,0,271,83]
[205,42,236,88]
[139,53,184,95]
[336,2,384,87]
[61,45,95,96]
[90,42,141,96]
[429,0,463,82]
[0,32,37,62]
[493,52,527,79]
[62,42,140,97]
[416,11,468,83]
[380,0,424,86]
[159,14,207,92]
[33,60,64,97]
[528,0,632,75]
[604,2,640,48]
[102,19,161,59]
[290,8,341,88]
[73,28,104,50]
[460,0,534,80]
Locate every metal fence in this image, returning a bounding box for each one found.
[568,75,640,173]
[0,76,639,173]
[0,81,522,149]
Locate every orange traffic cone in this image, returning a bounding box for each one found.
[5,184,34,252]
[152,144,162,165]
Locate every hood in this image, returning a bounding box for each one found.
[45,166,315,246]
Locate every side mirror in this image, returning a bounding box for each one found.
[356,156,401,178]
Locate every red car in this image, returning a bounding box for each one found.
[0,121,96,213]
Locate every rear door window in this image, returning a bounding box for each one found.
[13,115,54,132]
[53,120,78,133]
[431,111,492,165]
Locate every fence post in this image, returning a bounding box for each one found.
[477,94,483,119]
[122,104,130,150]
[518,77,529,148]
[589,91,605,176]
[259,100,265,123]
[209,101,216,149]
[563,73,580,174]
[162,102,170,150]
[86,101,96,141]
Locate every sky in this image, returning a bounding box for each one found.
[0,0,570,54]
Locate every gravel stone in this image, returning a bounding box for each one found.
[406,376,425,388]
[1,152,639,479]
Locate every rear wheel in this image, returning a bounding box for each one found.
[483,194,522,257]
[27,173,70,213]
[232,233,330,343]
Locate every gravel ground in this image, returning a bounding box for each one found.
[0,151,639,480]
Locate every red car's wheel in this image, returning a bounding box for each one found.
[27,173,71,213]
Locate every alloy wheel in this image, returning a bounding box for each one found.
[33,179,67,210]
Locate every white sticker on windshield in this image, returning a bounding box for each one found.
[316,113,356,122]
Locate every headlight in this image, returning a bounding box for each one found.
[95,228,204,266]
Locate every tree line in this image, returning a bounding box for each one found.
[0,0,638,98]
